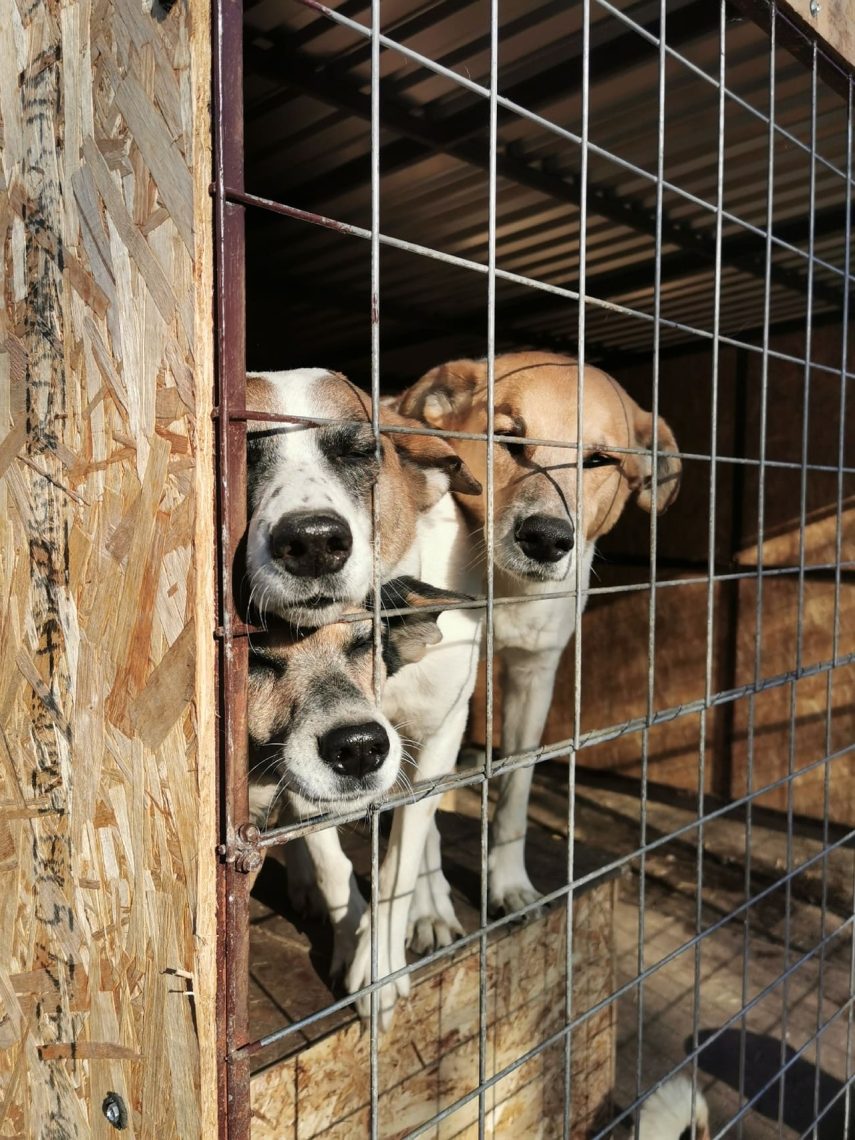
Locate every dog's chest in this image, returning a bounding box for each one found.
[382,608,480,739]
[493,593,577,655]
[492,546,595,655]
[384,495,482,741]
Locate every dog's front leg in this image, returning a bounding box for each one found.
[291,826,367,978]
[489,646,563,916]
[346,706,469,1031]
[407,816,463,955]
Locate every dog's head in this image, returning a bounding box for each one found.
[248,576,470,822]
[396,351,681,584]
[245,368,480,626]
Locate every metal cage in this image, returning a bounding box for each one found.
[213,1,855,1136]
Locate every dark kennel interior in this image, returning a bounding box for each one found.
[241,0,851,387]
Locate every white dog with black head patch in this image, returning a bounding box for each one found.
[245,368,483,1025]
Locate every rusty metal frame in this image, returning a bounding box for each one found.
[212,0,253,1133]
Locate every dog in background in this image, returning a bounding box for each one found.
[396,351,681,917]
[634,1074,710,1139]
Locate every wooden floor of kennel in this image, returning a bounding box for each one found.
[1,0,853,1137]
[249,809,619,1139]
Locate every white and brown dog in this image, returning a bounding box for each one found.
[248,577,468,973]
[246,367,479,627]
[396,351,681,917]
[246,368,484,1024]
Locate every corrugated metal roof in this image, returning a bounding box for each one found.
[241,0,853,386]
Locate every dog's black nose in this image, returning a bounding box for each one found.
[318,722,390,778]
[269,511,353,577]
[514,514,575,563]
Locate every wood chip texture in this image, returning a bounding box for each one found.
[0,0,215,1134]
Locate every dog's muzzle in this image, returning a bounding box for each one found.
[513,513,574,564]
[269,510,353,578]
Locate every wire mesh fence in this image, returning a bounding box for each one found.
[213,0,855,1136]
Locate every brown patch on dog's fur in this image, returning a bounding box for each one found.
[397,351,681,542]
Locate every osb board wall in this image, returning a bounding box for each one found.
[250,882,617,1140]
[0,0,216,1135]
[470,328,853,818]
[784,0,855,70]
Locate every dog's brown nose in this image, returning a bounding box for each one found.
[514,514,574,563]
[269,511,353,577]
[318,721,390,778]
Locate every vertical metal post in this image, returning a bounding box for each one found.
[694,6,727,1133]
[479,0,499,1133]
[839,75,855,1140]
[712,349,750,803]
[633,0,667,1124]
[738,8,776,1135]
[563,1,591,1133]
[779,35,819,1134]
[213,0,249,1134]
[368,1,382,1132]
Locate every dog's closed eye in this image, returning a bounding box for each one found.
[494,406,530,462]
[322,426,379,466]
[347,626,376,655]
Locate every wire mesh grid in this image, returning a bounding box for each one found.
[213,0,855,1136]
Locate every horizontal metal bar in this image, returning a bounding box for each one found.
[256,719,855,859]
[225,405,855,474]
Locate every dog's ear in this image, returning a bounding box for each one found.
[625,409,682,513]
[396,360,482,427]
[381,405,482,499]
[376,576,473,672]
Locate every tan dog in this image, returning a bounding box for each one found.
[397,351,681,914]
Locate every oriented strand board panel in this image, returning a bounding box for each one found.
[783,0,855,69]
[0,0,216,1135]
[250,882,617,1140]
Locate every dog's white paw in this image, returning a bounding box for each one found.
[406,870,463,955]
[488,871,542,918]
[345,910,409,1032]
